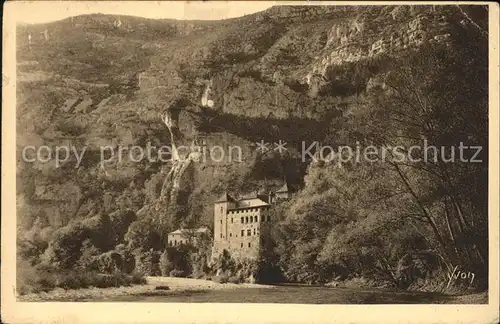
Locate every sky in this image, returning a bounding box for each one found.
[11,1,277,24]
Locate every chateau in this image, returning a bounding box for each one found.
[212,184,291,259]
[167,227,209,247]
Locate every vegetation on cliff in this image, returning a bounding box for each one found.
[268,24,488,290]
[16,5,488,294]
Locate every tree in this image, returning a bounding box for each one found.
[124,218,163,251]
[109,209,137,244]
[272,13,488,289]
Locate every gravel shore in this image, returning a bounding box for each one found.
[18,276,274,302]
[17,277,487,303]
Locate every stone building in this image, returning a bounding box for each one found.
[167,227,210,247]
[212,184,291,260]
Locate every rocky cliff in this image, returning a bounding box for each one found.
[16,5,485,236]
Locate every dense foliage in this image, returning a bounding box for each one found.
[269,20,488,290]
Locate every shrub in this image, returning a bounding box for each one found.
[115,244,136,274]
[169,269,186,277]
[109,210,137,244]
[16,262,147,295]
[76,239,100,271]
[212,274,229,284]
[96,251,123,273]
[131,272,147,285]
[159,250,174,276]
[57,273,92,290]
[17,261,59,294]
[228,276,242,284]
[133,249,161,276]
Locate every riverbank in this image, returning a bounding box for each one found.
[17,276,487,303]
[18,276,275,302]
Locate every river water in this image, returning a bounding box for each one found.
[99,285,461,304]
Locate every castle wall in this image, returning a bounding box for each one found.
[167,230,207,247]
[212,204,273,260]
[167,232,188,246]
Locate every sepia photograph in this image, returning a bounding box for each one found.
[2,1,499,323]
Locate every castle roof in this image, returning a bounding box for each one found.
[233,197,270,209]
[215,191,270,210]
[215,192,237,203]
[276,183,289,193]
[169,227,209,235]
[239,191,258,200]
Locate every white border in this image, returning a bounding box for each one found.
[2,2,499,323]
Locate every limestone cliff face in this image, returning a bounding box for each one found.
[127,5,466,229]
[134,95,258,229]
[306,6,452,81]
[137,5,455,120]
[17,5,479,232]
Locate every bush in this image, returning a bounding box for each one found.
[131,272,147,285]
[96,251,123,273]
[92,273,130,288]
[159,250,174,276]
[212,274,229,284]
[133,249,161,276]
[17,261,57,294]
[169,269,186,277]
[16,261,147,295]
[228,276,242,284]
[191,270,205,279]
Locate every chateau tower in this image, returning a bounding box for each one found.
[213,192,236,242]
[212,191,275,260]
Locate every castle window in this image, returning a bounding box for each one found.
[231,218,233,223]
[230,233,232,237]
[241,217,244,223]
[268,215,271,221]
[241,243,243,248]
[220,206,223,213]
[174,240,177,245]
[247,229,251,236]
[220,233,222,238]
[250,216,253,223]
[255,216,258,222]
[241,230,244,237]
[245,216,249,223]
[248,243,251,248]
[220,219,222,224]
[253,229,256,235]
